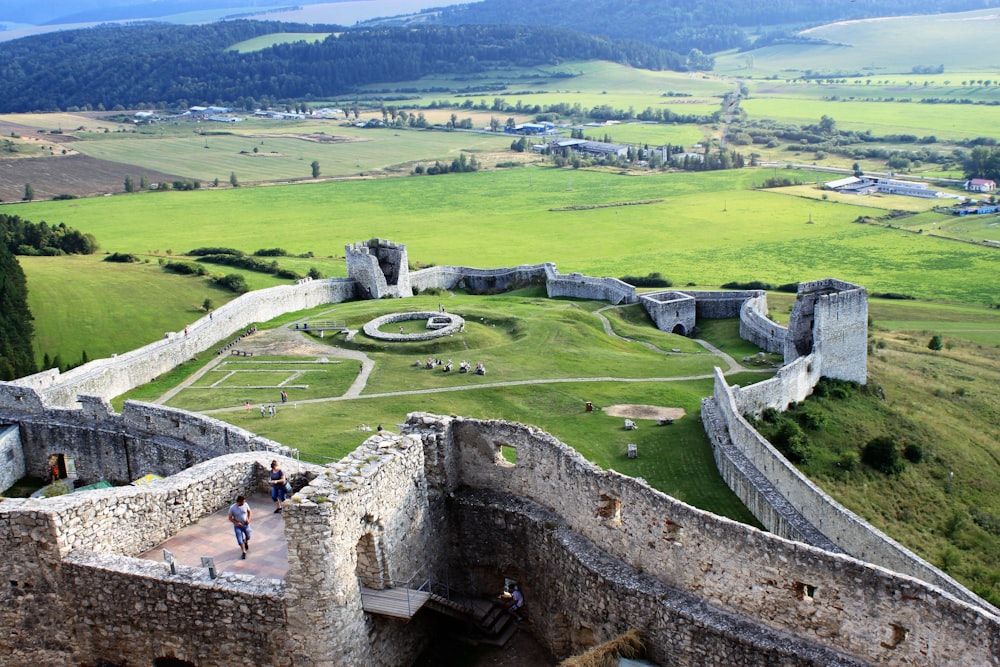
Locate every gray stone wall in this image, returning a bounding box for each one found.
[546,270,637,304]
[0,425,24,491]
[681,290,762,319]
[452,489,865,666]
[283,432,448,667]
[813,285,869,384]
[639,291,696,336]
[705,371,987,611]
[6,278,355,407]
[410,263,550,294]
[739,293,787,353]
[0,452,318,667]
[409,414,999,666]
[10,400,295,486]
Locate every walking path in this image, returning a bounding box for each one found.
[187,311,770,416]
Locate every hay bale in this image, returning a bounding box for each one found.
[559,629,644,667]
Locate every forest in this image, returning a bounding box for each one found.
[422,0,1000,54]
[0,22,681,113]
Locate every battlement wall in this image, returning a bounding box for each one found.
[546,268,637,304]
[681,290,762,319]
[409,414,998,665]
[706,371,986,610]
[410,263,550,294]
[9,399,295,485]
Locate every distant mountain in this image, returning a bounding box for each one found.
[390,0,1000,54]
[2,0,323,26]
[0,21,682,113]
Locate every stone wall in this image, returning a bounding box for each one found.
[784,279,867,382]
[452,489,864,666]
[546,269,637,304]
[407,414,1000,666]
[639,291,696,336]
[0,425,24,492]
[409,263,550,294]
[739,292,787,353]
[0,452,318,667]
[8,398,295,486]
[704,371,987,611]
[681,290,762,319]
[6,278,355,407]
[282,432,449,667]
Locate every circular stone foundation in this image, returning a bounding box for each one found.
[362,311,466,342]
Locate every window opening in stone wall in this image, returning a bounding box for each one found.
[596,494,622,526]
[356,532,388,590]
[793,581,817,601]
[494,443,517,467]
[882,623,909,649]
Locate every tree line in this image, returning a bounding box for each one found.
[0,22,682,113]
[0,214,98,256]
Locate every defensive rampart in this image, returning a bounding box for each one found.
[738,292,787,353]
[1,240,996,664]
[7,277,356,408]
[404,414,999,665]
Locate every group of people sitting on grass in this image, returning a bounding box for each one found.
[413,358,486,375]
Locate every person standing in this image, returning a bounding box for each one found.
[228,495,252,559]
[269,460,288,513]
[280,390,287,403]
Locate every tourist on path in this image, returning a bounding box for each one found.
[269,460,288,513]
[228,495,252,559]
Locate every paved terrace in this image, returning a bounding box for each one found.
[139,492,289,580]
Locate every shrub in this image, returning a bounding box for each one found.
[188,247,244,257]
[103,252,139,263]
[619,272,672,288]
[928,335,943,351]
[253,248,288,257]
[212,273,249,294]
[902,442,924,463]
[772,419,808,463]
[163,261,206,276]
[721,280,775,290]
[862,436,905,475]
[796,407,826,430]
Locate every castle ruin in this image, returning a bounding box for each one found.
[0,240,996,666]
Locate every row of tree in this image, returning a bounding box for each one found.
[0,22,682,113]
[0,214,98,256]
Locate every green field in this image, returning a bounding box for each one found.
[717,8,1000,77]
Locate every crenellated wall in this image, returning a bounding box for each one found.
[546,268,637,304]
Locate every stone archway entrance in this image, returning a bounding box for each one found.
[672,323,687,336]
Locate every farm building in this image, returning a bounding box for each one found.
[550,138,628,158]
[965,178,997,192]
[953,202,1000,216]
[825,175,952,199]
[506,122,555,135]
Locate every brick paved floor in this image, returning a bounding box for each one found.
[139,492,289,580]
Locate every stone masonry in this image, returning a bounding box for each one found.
[0,240,995,666]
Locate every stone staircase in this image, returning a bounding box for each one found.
[424,593,519,647]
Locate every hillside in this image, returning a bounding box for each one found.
[0,22,680,113]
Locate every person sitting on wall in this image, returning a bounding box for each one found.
[269,460,287,513]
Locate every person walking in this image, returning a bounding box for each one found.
[269,460,288,513]
[228,495,252,559]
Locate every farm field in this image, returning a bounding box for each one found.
[18,167,1000,306]
[715,8,1000,77]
